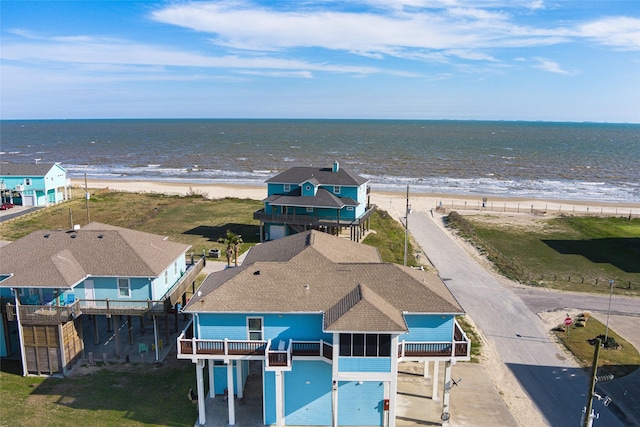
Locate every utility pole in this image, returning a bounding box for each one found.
[583,338,601,427]
[404,185,409,266]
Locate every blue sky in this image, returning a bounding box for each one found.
[1,1,639,122]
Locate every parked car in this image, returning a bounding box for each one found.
[1,202,15,210]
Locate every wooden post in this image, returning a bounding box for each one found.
[93,315,99,345]
[127,315,133,345]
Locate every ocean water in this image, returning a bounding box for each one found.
[1,119,639,202]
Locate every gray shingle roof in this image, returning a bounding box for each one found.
[265,188,357,208]
[0,162,66,176]
[266,166,368,187]
[186,230,464,332]
[0,222,190,289]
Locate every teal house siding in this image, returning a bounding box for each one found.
[197,313,331,343]
[338,381,384,426]
[338,356,392,373]
[198,313,249,340]
[264,370,276,425]
[211,360,249,395]
[285,360,332,426]
[400,314,454,342]
[78,277,152,301]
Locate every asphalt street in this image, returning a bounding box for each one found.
[407,210,623,427]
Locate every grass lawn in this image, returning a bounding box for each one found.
[447,213,640,296]
[553,315,640,379]
[0,188,263,256]
[0,358,197,427]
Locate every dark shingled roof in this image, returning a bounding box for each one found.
[0,162,66,176]
[185,230,464,333]
[264,188,358,208]
[0,222,190,289]
[266,166,368,187]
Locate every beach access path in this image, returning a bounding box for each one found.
[406,209,635,427]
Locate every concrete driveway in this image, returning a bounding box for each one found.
[407,210,623,427]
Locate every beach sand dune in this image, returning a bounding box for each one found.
[73,178,640,223]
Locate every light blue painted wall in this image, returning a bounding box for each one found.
[75,277,152,301]
[400,314,454,342]
[338,357,392,373]
[285,360,332,425]
[197,313,331,343]
[264,370,276,424]
[211,360,249,395]
[338,381,384,426]
[150,256,187,300]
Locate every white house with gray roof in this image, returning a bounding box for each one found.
[0,222,202,376]
[0,161,70,206]
[253,162,376,242]
[177,230,470,427]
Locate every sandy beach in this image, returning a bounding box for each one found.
[72,178,640,221]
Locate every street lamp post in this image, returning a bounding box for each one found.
[604,279,614,343]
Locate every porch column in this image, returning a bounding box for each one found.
[441,361,453,423]
[275,370,284,427]
[423,360,431,380]
[331,380,338,427]
[153,316,159,362]
[388,335,399,427]
[227,360,236,425]
[114,317,121,360]
[236,360,244,399]
[432,360,440,402]
[208,360,215,398]
[196,359,206,425]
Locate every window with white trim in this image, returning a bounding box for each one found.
[247,317,263,340]
[346,206,354,211]
[306,207,313,212]
[339,333,391,357]
[334,186,341,194]
[118,278,131,298]
[284,184,291,192]
[164,271,169,286]
[25,178,32,186]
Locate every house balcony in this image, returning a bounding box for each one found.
[398,320,471,361]
[5,256,205,323]
[253,205,376,228]
[177,320,470,367]
[5,301,81,325]
[177,325,334,370]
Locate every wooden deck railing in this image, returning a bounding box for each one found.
[398,320,470,359]
[5,301,81,325]
[253,206,376,227]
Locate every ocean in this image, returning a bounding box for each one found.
[1,119,639,203]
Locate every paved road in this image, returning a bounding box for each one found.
[408,210,622,427]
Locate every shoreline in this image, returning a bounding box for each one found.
[72,178,640,219]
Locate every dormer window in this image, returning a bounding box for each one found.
[305,185,311,191]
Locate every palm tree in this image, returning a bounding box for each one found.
[218,230,243,267]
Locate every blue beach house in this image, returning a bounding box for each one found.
[178,230,470,427]
[253,162,375,241]
[0,161,70,206]
[0,222,202,376]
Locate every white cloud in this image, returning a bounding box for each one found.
[579,17,640,51]
[533,57,573,75]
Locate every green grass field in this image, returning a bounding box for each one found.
[448,213,640,296]
[553,315,640,378]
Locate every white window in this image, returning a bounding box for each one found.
[247,317,263,341]
[25,178,32,186]
[118,278,131,298]
[347,206,354,211]
[334,186,341,194]
[306,207,313,212]
[283,184,291,192]
[164,271,169,286]
[174,262,178,276]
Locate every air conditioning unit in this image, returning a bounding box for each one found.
[15,185,24,191]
